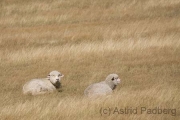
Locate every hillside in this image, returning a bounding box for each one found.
[0,0,180,119]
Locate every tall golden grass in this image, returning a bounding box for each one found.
[0,0,180,119]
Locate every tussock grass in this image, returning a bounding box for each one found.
[0,0,180,120]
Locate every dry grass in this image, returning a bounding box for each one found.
[0,0,180,119]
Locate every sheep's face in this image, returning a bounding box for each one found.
[48,71,64,84]
[111,74,120,85]
[106,74,121,85]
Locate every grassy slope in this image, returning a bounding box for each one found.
[0,0,180,119]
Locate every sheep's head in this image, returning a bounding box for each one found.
[47,71,64,86]
[105,74,121,89]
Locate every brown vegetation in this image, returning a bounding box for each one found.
[0,0,180,119]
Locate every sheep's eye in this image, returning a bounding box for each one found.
[58,74,60,77]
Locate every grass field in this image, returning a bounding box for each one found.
[0,0,180,119]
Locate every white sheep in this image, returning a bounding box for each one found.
[84,74,121,98]
[23,71,64,95]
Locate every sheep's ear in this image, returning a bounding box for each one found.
[111,77,114,81]
[61,74,64,77]
[47,74,50,78]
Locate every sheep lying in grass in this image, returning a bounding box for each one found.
[84,74,121,98]
[23,71,64,95]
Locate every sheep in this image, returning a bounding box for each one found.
[23,70,64,95]
[84,74,121,98]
